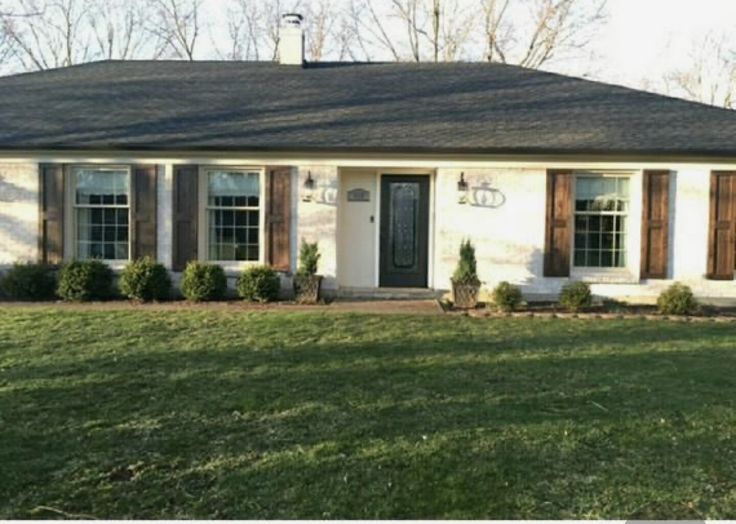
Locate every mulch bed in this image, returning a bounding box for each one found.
[444,300,736,322]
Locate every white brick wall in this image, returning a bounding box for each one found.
[1,159,735,303]
[0,163,39,268]
[295,165,339,290]
[435,166,736,302]
[434,167,547,292]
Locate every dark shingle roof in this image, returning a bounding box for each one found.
[1,60,736,156]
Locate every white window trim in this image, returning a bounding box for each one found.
[197,166,266,273]
[65,164,132,268]
[569,170,642,284]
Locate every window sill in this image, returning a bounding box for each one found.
[570,268,638,284]
[207,260,264,276]
[71,259,130,271]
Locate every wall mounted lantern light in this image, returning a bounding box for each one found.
[457,172,468,204]
[303,171,315,202]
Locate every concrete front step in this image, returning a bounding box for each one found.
[336,286,444,300]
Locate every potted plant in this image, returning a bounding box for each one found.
[451,239,481,309]
[294,239,322,303]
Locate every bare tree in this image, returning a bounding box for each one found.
[149,0,201,60]
[481,0,511,62]
[0,0,91,70]
[346,0,401,61]
[433,0,476,61]
[220,0,264,60]
[218,0,303,62]
[88,0,148,60]
[665,34,736,109]
[304,0,337,62]
[479,0,607,68]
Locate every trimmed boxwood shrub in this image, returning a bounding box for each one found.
[0,262,56,301]
[180,262,227,302]
[237,265,280,302]
[57,260,114,302]
[492,281,522,312]
[559,281,592,312]
[119,257,171,302]
[657,282,698,315]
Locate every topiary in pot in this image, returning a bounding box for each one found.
[57,260,114,302]
[293,239,322,304]
[119,257,171,302]
[237,265,280,302]
[657,282,698,315]
[492,281,523,312]
[451,239,481,309]
[559,281,592,312]
[180,262,228,302]
[0,262,57,301]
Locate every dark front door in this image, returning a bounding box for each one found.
[380,175,430,288]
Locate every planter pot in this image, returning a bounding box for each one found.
[294,274,322,304]
[452,281,480,309]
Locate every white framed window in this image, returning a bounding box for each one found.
[202,168,263,263]
[573,175,630,269]
[71,166,131,261]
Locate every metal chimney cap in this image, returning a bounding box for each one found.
[281,13,304,27]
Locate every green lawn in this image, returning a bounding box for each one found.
[1,308,736,518]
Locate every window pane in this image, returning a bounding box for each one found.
[208,171,260,207]
[75,169,129,206]
[207,171,260,261]
[208,209,259,261]
[573,175,629,269]
[74,168,130,261]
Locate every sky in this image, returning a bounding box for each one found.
[593,0,736,88]
[196,0,736,94]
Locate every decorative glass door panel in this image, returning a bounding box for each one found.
[380,175,429,287]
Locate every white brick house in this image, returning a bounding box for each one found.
[1,15,736,303]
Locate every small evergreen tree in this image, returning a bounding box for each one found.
[296,240,320,276]
[452,239,480,285]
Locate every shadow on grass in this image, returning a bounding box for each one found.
[1,311,735,518]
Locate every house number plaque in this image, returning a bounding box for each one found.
[347,188,370,202]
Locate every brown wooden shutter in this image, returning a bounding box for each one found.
[172,165,199,271]
[640,170,670,279]
[38,164,65,265]
[707,171,736,280]
[266,167,292,272]
[132,165,158,260]
[543,170,572,277]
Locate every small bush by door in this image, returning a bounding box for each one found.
[237,266,280,302]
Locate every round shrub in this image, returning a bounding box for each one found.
[657,282,698,315]
[559,281,592,312]
[57,260,114,302]
[237,265,280,302]
[119,257,171,302]
[492,281,522,312]
[180,262,227,302]
[0,262,56,301]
